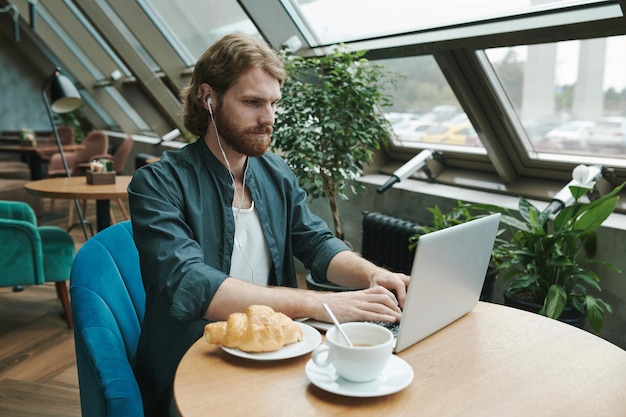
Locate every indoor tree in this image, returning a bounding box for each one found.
[272,48,395,239]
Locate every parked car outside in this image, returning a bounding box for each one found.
[393,120,437,141]
[421,123,479,146]
[443,112,469,125]
[544,120,595,150]
[385,112,422,127]
[587,117,626,150]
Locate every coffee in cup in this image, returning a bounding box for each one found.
[311,322,394,382]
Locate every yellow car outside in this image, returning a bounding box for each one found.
[420,124,479,146]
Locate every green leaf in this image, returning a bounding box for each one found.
[585,296,607,334]
[540,285,567,319]
[575,197,618,232]
[508,274,539,290]
[569,185,589,201]
[572,271,601,291]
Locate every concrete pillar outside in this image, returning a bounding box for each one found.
[521,43,557,122]
[572,38,607,121]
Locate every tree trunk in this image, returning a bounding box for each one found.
[322,174,342,239]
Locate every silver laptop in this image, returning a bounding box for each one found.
[303,212,500,352]
[392,212,500,352]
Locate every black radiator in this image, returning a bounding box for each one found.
[361,212,421,275]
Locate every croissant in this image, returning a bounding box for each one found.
[204,305,303,353]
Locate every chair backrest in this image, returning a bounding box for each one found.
[73,130,109,164]
[56,125,75,145]
[0,199,38,223]
[0,200,44,286]
[47,131,110,177]
[113,136,134,174]
[70,220,145,417]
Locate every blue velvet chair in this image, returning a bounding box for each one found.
[0,200,74,328]
[70,220,145,417]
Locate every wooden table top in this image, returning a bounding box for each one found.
[24,175,132,200]
[0,142,84,155]
[173,302,626,417]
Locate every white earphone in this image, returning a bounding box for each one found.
[207,97,213,117]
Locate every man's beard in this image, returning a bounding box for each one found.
[213,105,273,157]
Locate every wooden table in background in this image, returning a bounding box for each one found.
[0,140,84,180]
[24,176,132,232]
[173,302,626,417]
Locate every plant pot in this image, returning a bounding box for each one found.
[503,287,586,329]
[86,170,116,185]
[479,263,496,302]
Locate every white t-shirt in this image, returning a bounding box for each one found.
[229,201,271,286]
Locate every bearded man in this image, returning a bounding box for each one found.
[128,33,409,417]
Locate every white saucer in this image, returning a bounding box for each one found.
[221,322,321,361]
[305,355,414,397]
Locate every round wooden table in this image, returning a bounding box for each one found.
[173,302,626,417]
[24,175,132,232]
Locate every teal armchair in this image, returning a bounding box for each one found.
[71,220,144,417]
[0,200,75,328]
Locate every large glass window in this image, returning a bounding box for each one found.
[38,5,104,80]
[104,87,151,132]
[486,35,626,162]
[283,0,615,46]
[138,0,259,65]
[377,56,483,151]
[79,89,116,129]
[96,0,161,73]
[64,0,131,77]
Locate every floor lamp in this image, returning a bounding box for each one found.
[42,68,90,241]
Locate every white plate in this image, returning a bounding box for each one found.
[305,355,414,397]
[220,322,321,361]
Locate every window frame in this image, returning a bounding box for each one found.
[238,0,626,205]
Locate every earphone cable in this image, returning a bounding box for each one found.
[208,99,255,283]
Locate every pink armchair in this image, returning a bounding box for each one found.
[47,131,109,177]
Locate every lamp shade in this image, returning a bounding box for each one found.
[49,72,82,113]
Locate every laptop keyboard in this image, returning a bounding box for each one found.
[369,320,400,337]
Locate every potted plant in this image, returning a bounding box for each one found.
[409,200,498,302]
[56,107,87,143]
[19,128,35,145]
[272,48,394,241]
[472,165,624,334]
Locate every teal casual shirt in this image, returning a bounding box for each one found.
[128,139,349,417]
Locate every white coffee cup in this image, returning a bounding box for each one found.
[311,322,394,382]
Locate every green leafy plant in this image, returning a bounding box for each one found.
[409,200,480,248]
[272,48,395,239]
[472,165,625,333]
[19,128,35,144]
[182,129,198,143]
[55,107,88,143]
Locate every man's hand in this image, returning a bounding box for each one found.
[368,270,410,309]
[316,286,403,324]
[326,251,409,298]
